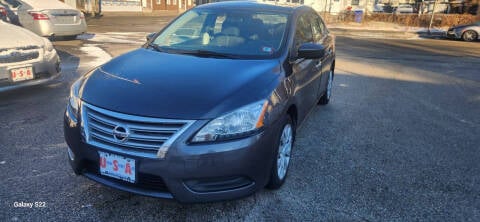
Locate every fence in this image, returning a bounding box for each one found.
[323,13,477,28]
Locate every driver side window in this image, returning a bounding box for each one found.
[293,14,313,56]
[311,14,324,42]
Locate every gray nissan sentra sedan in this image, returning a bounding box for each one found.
[64,1,335,203]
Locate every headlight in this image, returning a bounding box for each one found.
[42,38,54,52]
[67,79,81,122]
[192,100,268,143]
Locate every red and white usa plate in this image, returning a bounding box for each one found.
[10,66,34,82]
[99,151,136,183]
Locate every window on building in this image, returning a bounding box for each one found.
[351,0,359,5]
[156,0,161,4]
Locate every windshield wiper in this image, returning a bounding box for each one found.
[177,50,240,59]
[147,43,164,52]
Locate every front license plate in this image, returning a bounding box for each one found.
[99,151,136,183]
[10,67,34,82]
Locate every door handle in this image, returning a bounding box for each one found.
[315,61,322,69]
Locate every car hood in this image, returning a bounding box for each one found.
[79,48,282,120]
[0,22,44,48]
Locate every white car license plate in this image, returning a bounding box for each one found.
[10,67,34,82]
[99,151,136,183]
[55,16,74,24]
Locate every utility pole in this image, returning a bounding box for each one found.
[418,0,423,15]
[328,0,333,14]
[428,0,438,34]
[323,0,328,18]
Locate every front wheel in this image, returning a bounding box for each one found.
[266,115,295,189]
[319,69,333,105]
[462,30,478,42]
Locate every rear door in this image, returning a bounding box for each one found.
[312,14,334,96]
[309,12,326,99]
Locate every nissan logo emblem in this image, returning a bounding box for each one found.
[113,125,129,142]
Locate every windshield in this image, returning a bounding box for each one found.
[151,9,289,59]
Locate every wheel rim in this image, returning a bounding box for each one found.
[464,31,476,41]
[277,123,293,180]
[326,70,333,99]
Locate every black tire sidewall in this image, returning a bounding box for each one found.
[266,115,295,189]
[319,69,333,105]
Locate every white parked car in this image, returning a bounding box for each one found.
[0,20,60,92]
[17,0,86,38]
[373,4,385,13]
[395,4,414,14]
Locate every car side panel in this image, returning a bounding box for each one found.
[289,11,320,123]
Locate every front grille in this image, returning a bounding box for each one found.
[0,47,40,64]
[82,103,194,158]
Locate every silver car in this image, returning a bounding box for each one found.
[16,0,87,38]
[447,21,480,42]
[395,4,414,14]
[0,20,60,92]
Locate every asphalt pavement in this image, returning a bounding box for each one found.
[0,15,479,221]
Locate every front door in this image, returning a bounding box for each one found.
[290,13,320,120]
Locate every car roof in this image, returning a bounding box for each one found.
[195,0,305,14]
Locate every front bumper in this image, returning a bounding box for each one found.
[64,110,281,203]
[0,50,61,92]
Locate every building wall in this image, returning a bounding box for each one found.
[152,0,194,11]
[102,0,143,12]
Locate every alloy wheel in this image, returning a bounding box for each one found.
[326,70,333,100]
[277,123,293,180]
[463,30,477,42]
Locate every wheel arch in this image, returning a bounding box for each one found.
[286,105,298,129]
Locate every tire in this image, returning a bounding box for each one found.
[59,35,78,41]
[462,30,478,42]
[318,69,334,105]
[266,115,295,189]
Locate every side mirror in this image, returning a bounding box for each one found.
[146,32,157,41]
[297,43,325,59]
